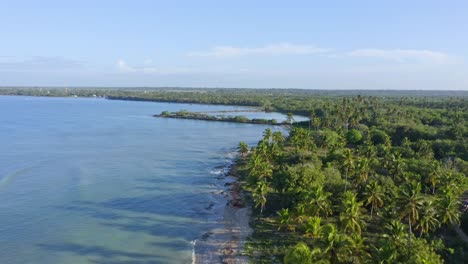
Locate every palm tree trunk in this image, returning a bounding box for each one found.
[408,218,412,257]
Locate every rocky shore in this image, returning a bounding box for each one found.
[194,163,252,264]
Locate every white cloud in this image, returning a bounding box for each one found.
[348,49,452,64]
[188,43,329,58]
[117,60,136,72]
[116,59,195,74]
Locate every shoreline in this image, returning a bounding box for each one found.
[0,94,312,118]
[195,161,252,263]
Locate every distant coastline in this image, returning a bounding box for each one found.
[2,87,467,118]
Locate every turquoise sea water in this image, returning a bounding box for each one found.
[0,96,294,264]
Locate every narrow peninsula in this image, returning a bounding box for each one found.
[154,110,290,126]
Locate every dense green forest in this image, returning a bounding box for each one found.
[1,87,467,263]
[234,95,467,263]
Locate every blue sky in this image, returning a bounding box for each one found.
[1,0,467,90]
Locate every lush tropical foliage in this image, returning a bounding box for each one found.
[236,95,467,263]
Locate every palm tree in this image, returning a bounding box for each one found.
[248,154,262,172]
[437,193,461,225]
[284,242,314,264]
[238,141,249,156]
[339,191,367,236]
[286,112,295,124]
[417,139,433,159]
[277,208,294,232]
[363,180,384,219]
[253,181,268,214]
[389,153,406,182]
[269,142,282,161]
[397,182,424,253]
[384,220,407,247]
[347,233,369,263]
[256,161,273,181]
[290,127,314,151]
[254,140,271,161]
[248,156,273,182]
[355,157,371,186]
[361,137,377,159]
[262,128,272,142]
[320,224,350,263]
[401,137,414,156]
[439,170,464,196]
[426,162,441,195]
[370,239,398,264]
[304,216,326,239]
[272,131,285,145]
[415,198,440,237]
[307,187,333,217]
[341,149,355,192]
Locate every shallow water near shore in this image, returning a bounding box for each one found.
[0,96,294,263]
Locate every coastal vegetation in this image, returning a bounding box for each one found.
[154,110,282,125]
[234,96,467,263]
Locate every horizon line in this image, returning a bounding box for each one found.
[0,86,467,92]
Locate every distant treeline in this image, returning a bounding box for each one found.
[0,87,467,116]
